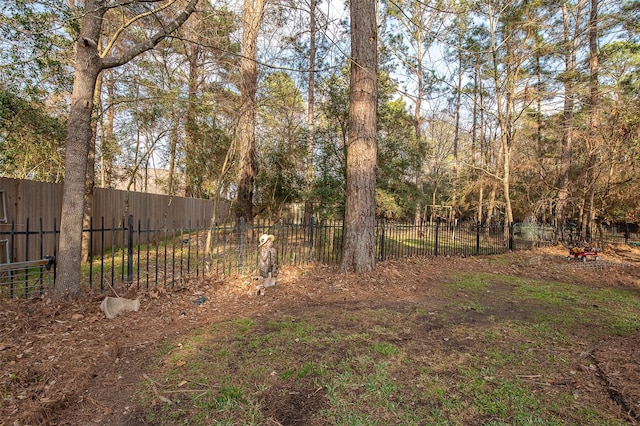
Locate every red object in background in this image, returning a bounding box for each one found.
[567,246,601,262]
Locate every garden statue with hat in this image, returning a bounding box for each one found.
[256,233,277,295]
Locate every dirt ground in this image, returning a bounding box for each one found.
[1,244,640,426]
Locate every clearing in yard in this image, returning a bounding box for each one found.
[1,245,639,425]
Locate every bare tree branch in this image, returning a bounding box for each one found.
[100,0,178,59]
[100,0,199,70]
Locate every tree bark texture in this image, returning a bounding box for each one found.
[340,0,377,273]
[304,0,317,224]
[583,0,599,242]
[235,0,265,222]
[487,3,514,239]
[554,0,579,241]
[184,41,201,198]
[56,1,105,298]
[81,74,102,262]
[413,18,425,228]
[55,0,199,298]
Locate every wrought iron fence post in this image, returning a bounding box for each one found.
[476,221,481,255]
[9,220,15,298]
[24,218,30,298]
[53,217,57,284]
[434,219,439,257]
[238,217,245,274]
[308,216,315,261]
[508,222,514,251]
[127,214,134,283]
[10,219,15,263]
[25,217,30,263]
[380,219,386,261]
[39,218,44,294]
[88,216,93,290]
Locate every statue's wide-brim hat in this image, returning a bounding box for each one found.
[259,234,275,247]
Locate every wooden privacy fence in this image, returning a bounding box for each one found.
[0,176,227,262]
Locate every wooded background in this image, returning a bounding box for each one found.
[1,0,639,246]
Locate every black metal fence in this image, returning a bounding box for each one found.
[0,216,638,299]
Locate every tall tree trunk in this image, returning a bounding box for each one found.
[340,0,377,273]
[235,0,266,222]
[452,34,463,225]
[583,0,599,242]
[56,2,105,298]
[55,0,199,298]
[502,138,513,239]
[102,71,117,188]
[485,182,497,229]
[184,42,201,197]
[168,111,179,196]
[477,186,484,224]
[554,0,580,243]
[430,184,438,224]
[304,0,317,224]
[98,75,107,188]
[535,54,544,160]
[502,62,515,237]
[414,19,425,228]
[81,72,103,262]
[487,3,514,240]
[474,57,485,225]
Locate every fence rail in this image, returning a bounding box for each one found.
[0,216,637,299]
[0,257,55,299]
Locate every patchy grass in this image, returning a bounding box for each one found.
[133,270,639,425]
